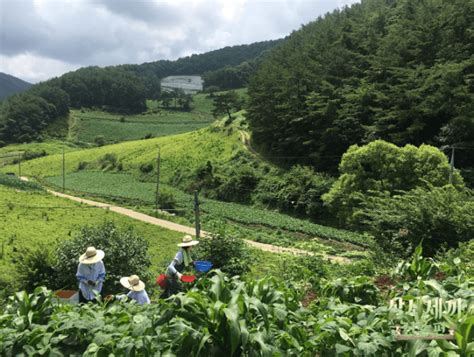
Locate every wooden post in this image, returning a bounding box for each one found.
[155,147,161,214]
[62,148,65,192]
[194,191,201,239]
[18,153,21,178]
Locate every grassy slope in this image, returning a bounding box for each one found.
[0,184,182,289]
[0,141,80,168]
[2,126,240,182]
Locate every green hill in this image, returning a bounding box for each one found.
[0,72,32,100]
[247,0,474,173]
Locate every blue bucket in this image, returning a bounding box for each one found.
[195,260,213,273]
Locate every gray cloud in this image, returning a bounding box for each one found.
[0,0,360,83]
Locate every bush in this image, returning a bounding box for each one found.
[195,228,251,276]
[98,153,117,170]
[323,140,465,225]
[14,245,57,293]
[254,165,334,218]
[77,161,88,170]
[139,162,154,173]
[357,185,474,256]
[94,135,106,147]
[54,222,151,294]
[156,189,176,210]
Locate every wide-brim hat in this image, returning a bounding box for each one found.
[79,246,105,264]
[120,275,146,292]
[178,234,199,247]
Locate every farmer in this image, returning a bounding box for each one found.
[118,274,150,305]
[161,234,199,298]
[76,246,106,303]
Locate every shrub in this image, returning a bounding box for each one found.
[254,165,334,218]
[14,245,57,293]
[54,221,151,294]
[323,140,465,225]
[156,189,176,210]
[77,161,88,170]
[98,153,117,170]
[195,228,251,276]
[139,162,154,173]
[357,185,474,256]
[94,135,106,147]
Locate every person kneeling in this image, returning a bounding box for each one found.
[118,274,150,305]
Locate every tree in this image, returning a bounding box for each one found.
[358,185,474,257]
[54,222,151,294]
[211,91,241,121]
[322,140,464,225]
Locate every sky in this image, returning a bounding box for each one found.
[0,0,359,83]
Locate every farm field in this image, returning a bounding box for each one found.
[71,92,216,143]
[0,141,80,169]
[1,126,241,183]
[44,171,370,253]
[0,180,183,292]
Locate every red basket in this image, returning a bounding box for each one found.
[156,274,167,288]
[181,275,196,283]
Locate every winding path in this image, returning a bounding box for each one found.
[21,176,349,263]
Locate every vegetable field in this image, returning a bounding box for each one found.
[1,250,473,355]
[44,171,370,249]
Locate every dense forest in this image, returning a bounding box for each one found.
[247,0,474,173]
[0,40,280,144]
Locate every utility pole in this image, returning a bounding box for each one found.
[155,147,161,214]
[62,148,65,192]
[18,152,22,178]
[194,191,201,239]
[449,146,455,184]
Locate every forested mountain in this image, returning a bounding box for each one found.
[0,39,281,144]
[0,73,32,100]
[247,0,474,173]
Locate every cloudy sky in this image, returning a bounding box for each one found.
[1,0,359,83]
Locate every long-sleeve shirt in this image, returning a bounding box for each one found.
[127,290,151,305]
[76,261,106,300]
[166,250,184,276]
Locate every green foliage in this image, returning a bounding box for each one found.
[247,0,474,172]
[54,222,152,294]
[14,245,57,293]
[323,140,464,224]
[1,248,473,355]
[212,91,242,120]
[320,275,379,305]
[156,188,176,210]
[195,228,251,276]
[0,173,43,191]
[359,186,474,256]
[98,153,118,170]
[93,135,106,147]
[254,165,334,219]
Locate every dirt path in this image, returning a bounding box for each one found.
[20,176,349,263]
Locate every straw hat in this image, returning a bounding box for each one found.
[120,275,146,292]
[79,246,105,264]
[177,234,199,248]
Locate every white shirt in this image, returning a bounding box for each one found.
[127,290,151,305]
[76,261,106,300]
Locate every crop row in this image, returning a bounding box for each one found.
[44,172,370,247]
